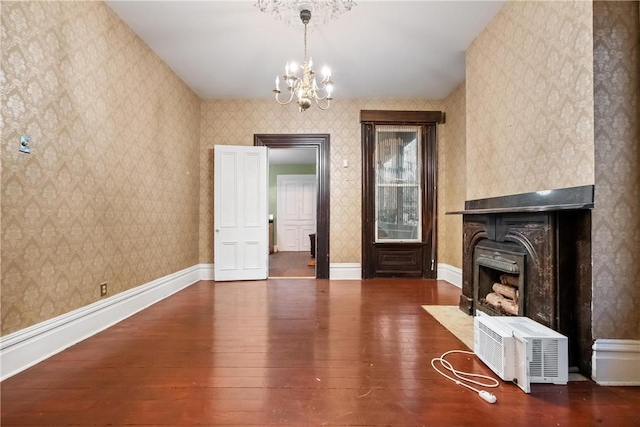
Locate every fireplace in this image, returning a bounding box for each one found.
[451,186,594,375]
[474,242,525,317]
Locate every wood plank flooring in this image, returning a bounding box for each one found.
[269,251,315,277]
[2,279,639,426]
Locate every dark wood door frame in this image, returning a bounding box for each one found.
[360,110,443,279]
[254,134,330,279]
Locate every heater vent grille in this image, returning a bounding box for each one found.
[476,321,505,378]
[530,339,543,377]
[543,339,560,377]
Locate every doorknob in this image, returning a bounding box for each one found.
[215,228,220,232]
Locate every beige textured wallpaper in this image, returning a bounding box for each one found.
[466,1,595,200]
[592,1,640,340]
[1,1,200,335]
[438,83,466,268]
[199,99,443,265]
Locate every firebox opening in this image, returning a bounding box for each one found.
[473,243,526,318]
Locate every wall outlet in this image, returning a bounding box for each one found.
[100,282,107,297]
[20,135,31,154]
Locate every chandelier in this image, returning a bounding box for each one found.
[256,1,355,111]
[273,9,333,111]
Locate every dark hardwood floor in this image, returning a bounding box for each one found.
[1,279,639,426]
[269,251,315,277]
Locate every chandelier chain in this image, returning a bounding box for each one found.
[304,21,308,61]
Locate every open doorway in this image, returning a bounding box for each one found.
[254,134,330,279]
[268,149,317,278]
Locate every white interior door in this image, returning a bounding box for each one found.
[214,145,268,281]
[277,175,316,252]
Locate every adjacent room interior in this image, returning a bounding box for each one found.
[268,147,317,278]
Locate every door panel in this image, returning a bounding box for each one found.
[218,242,237,270]
[278,223,299,252]
[299,181,316,220]
[243,241,261,270]
[280,182,299,220]
[218,152,238,227]
[214,145,268,281]
[298,222,316,252]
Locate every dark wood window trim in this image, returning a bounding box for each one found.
[361,111,441,279]
[254,134,330,279]
[360,110,445,125]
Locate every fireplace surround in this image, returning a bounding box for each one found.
[451,185,594,375]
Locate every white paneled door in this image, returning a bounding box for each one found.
[277,175,316,252]
[214,145,268,281]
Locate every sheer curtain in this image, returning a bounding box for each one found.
[374,125,422,242]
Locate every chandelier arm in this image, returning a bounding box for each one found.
[274,89,296,105]
[315,96,331,110]
[313,92,331,101]
[313,83,332,96]
[315,78,332,88]
[286,75,300,89]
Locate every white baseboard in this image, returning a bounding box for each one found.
[592,339,640,385]
[437,263,462,288]
[330,263,361,280]
[0,265,201,381]
[201,262,364,280]
[198,263,215,280]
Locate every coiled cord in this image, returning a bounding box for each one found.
[431,350,499,403]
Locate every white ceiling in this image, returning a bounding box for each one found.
[105,0,505,100]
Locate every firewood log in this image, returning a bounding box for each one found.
[499,274,519,287]
[492,283,518,301]
[485,292,518,315]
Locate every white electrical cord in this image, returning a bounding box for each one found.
[431,350,499,403]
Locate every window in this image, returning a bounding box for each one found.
[374,125,422,242]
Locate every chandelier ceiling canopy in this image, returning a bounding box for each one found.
[255,0,356,27]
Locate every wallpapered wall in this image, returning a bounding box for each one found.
[592,1,640,340]
[466,0,640,340]
[465,1,595,200]
[1,1,201,335]
[437,83,466,269]
[199,99,445,265]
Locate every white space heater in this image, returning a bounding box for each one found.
[474,313,568,393]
